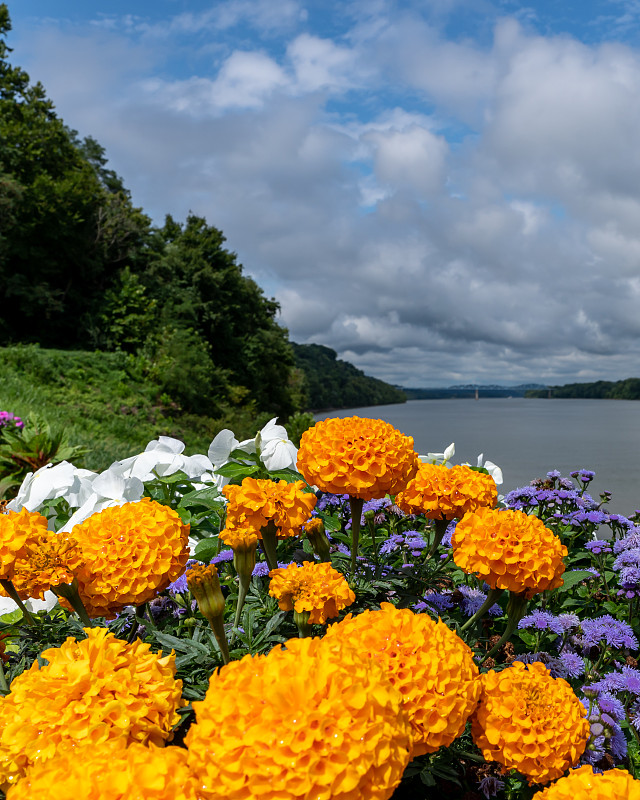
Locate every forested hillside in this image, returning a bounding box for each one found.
[292,344,406,410]
[0,5,402,421]
[526,378,640,399]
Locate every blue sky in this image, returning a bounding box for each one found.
[7,0,640,386]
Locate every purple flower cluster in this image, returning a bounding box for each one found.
[379,530,427,557]
[575,615,638,652]
[516,651,584,679]
[415,586,502,617]
[0,410,23,430]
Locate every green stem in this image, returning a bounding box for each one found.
[0,580,37,627]
[233,572,251,633]
[140,602,158,630]
[0,659,9,695]
[460,587,504,633]
[481,591,528,664]
[208,614,230,665]
[51,581,93,628]
[428,517,450,558]
[294,609,312,638]
[349,497,364,580]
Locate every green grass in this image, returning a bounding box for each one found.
[0,345,266,472]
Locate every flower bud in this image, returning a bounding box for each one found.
[305,517,331,562]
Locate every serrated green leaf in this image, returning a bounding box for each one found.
[194,538,221,563]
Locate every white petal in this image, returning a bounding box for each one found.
[261,439,298,471]
[443,443,456,461]
[182,454,214,479]
[207,429,239,466]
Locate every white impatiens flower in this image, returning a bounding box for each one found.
[420,442,455,466]
[7,461,97,514]
[207,429,255,469]
[475,454,504,485]
[0,591,58,618]
[256,418,298,471]
[112,436,214,483]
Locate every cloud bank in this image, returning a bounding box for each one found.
[10,0,640,386]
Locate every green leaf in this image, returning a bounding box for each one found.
[151,630,210,656]
[215,462,260,478]
[194,538,221,563]
[556,570,595,592]
[176,507,191,525]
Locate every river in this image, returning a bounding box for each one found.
[315,398,640,517]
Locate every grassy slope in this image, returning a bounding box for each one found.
[0,345,237,472]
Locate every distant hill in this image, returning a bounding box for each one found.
[526,378,640,399]
[402,384,545,400]
[292,344,406,411]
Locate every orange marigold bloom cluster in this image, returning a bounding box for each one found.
[297,416,419,501]
[69,498,190,618]
[218,525,259,550]
[6,741,200,800]
[222,478,317,539]
[472,661,590,785]
[268,561,355,624]
[185,636,413,800]
[451,507,567,598]
[532,765,640,799]
[0,627,185,791]
[4,530,83,601]
[324,603,480,756]
[0,508,48,581]
[395,463,497,520]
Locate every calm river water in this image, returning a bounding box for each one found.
[315,398,640,517]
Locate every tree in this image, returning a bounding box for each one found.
[0,4,151,346]
[143,215,297,416]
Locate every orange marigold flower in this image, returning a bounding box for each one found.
[297,416,419,501]
[222,478,316,539]
[324,603,480,756]
[471,660,590,785]
[531,765,640,799]
[2,530,83,601]
[6,740,200,800]
[451,507,567,598]
[0,627,185,791]
[68,498,190,618]
[219,526,259,550]
[185,636,413,800]
[0,508,48,581]
[268,561,355,624]
[395,463,497,520]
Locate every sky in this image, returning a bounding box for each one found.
[7,0,640,387]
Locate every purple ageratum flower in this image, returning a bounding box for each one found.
[477,776,505,799]
[559,652,585,678]
[597,692,626,722]
[547,470,562,480]
[422,591,454,612]
[504,486,539,510]
[517,652,572,679]
[557,612,581,632]
[404,531,427,551]
[576,470,596,483]
[316,493,349,512]
[518,610,565,635]
[579,616,639,651]
[457,586,502,617]
[252,560,294,577]
[613,548,640,572]
[167,559,198,595]
[613,529,640,554]
[379,534,405,556]
[440,520,457,548]
[211,549,234,565]
[585,540,612,555]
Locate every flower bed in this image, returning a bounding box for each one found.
[0,414,639,799]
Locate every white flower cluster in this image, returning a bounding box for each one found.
[420,442,503,485]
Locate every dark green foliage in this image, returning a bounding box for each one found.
[292,343,406,410]
[141,215,298,417]
[0,6,152,348]
[526,377,640,399]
